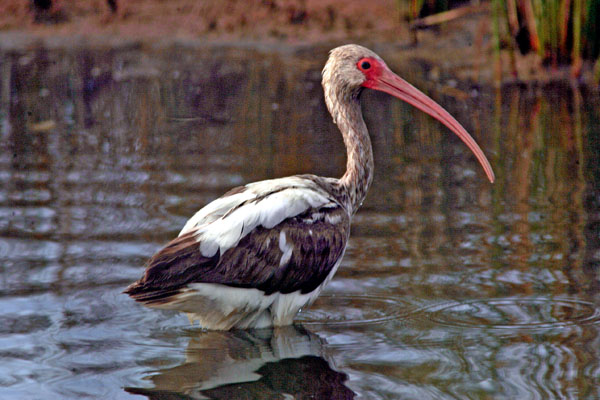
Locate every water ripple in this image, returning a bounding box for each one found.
[418,297,600,330]
[296,294,413,326]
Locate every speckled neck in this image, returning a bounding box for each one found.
[323,85,374,215]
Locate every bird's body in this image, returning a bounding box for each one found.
[125,44,494,330]
[128,174,351,329]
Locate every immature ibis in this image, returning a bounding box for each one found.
[125,44,494,330]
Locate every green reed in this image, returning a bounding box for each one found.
[501,0,599,73]
[401,0,600,72]
[505,0,600,68]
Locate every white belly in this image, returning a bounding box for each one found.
[152,256,344,330]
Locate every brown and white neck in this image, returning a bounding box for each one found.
[325,91,374,215]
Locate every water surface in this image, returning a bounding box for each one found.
[1,44,599,399]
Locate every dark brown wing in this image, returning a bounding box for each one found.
[123,231,220,304]
[213,204,350,295]
[125,205,350,304]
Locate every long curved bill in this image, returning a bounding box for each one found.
[367,66,495,183]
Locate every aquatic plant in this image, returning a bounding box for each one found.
[501,0,600,74]
[403,0,600,74]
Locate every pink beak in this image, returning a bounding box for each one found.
[366,67,495,183]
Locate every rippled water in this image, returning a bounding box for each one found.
[1,44,599,399]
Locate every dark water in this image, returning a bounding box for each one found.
[1,44,599,399]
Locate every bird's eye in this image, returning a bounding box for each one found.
[361,61,371,70]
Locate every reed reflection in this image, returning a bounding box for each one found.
[1,45,599,400]
[1,46,598,304]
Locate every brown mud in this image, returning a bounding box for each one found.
[0,0,597,89]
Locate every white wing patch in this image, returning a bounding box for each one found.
[325,212,343,225]
[179,190,255,236]
[278,230,293,267]
[180,177,336,258]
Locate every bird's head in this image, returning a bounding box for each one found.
[322,44,495,183]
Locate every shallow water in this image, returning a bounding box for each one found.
[1,44,599,399]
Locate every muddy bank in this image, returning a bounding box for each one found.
[0,1,598,90]
[0,0,405,42]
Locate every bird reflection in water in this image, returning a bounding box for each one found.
[125,325,354,399]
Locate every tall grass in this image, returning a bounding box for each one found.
[500,0,600,75]
[401,0,600,75]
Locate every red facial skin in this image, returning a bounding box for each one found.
[357,57,495,183]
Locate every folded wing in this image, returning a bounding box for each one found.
[125,179,350,305]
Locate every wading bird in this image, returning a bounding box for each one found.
[125,44,495,330]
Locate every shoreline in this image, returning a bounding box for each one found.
[1,2,598,93]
